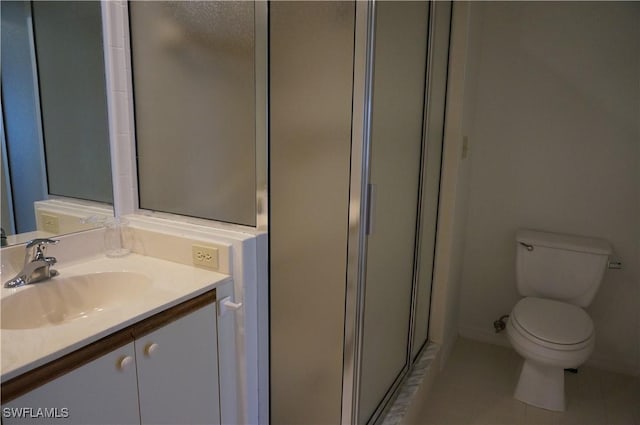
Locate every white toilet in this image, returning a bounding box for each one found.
[506,229,611,412]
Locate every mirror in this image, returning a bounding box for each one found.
[1,1,114,247]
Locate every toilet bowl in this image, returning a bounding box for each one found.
[506,297,594,411]
[508,229,610,411]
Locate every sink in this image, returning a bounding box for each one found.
[1,272,152,330]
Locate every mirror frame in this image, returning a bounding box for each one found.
[102,1,268,232]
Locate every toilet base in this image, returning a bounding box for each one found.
[514,360,566,412]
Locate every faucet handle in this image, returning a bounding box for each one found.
[25,238,59,262]
[26,238,59,249]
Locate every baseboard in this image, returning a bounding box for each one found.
[459,326,512,349]
[459,325,639,377]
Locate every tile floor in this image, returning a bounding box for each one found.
[413,338,639,425]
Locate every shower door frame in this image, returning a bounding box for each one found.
[341,1,450,424]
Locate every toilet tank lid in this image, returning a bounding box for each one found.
[517,229,612,255]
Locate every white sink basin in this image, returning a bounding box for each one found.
[1,272,152,330]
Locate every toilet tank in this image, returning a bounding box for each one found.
[516,229,612,307]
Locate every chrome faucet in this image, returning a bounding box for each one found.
[4,239,59,288]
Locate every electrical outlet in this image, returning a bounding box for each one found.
[41,213,60,233]
[191,245,219,270]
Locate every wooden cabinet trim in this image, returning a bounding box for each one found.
[131,290,216,340]
[1,289,216,402]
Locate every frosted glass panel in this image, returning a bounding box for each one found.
[130,1,256,226]
[358,2,429,422]
[270,3,356,424]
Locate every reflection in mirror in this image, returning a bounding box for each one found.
[1,1,114,247]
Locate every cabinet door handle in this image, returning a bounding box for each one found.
[117,355,134,370]
[144,342,159,357]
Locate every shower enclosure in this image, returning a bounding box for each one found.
[270,1,452,423]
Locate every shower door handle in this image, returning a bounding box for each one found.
[365,183,376,236]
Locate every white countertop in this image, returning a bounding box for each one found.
[1,254,231,381]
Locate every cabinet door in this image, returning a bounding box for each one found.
[3,342,139,425]
[135,304,220,425]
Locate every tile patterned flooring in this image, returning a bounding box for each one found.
[413,338,639,425]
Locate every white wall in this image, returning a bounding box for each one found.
[458,2,640,375]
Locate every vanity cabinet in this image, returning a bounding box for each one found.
[2,291,220,425]
[135,304,220,425]
[3,343,140,425]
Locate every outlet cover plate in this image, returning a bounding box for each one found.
[191,245,219,270]
[41,213,60,233]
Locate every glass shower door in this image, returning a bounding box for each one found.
[357,2,430,423]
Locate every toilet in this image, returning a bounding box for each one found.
[506,229,611,412]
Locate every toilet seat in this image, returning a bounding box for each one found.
[510,297,594,351]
